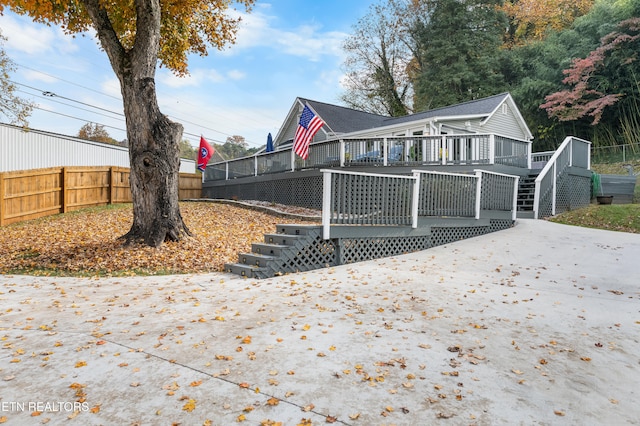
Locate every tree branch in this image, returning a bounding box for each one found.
[80,0,126,77]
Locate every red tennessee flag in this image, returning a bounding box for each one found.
[198,136,214,172]
[293,104,324,160]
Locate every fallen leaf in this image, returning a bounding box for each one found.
[554,410,566,416]
[74,361,87,368]
[266,397,279,406]
[182,399,196,412]
[436,412,454,419]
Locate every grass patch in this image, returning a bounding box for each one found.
[549,203,640,234]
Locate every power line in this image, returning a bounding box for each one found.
[13,80,225,143]
[13,63,266,147]
[29,105,127,134]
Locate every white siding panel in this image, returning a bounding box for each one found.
[481,109,527,140]
[0,124,195,173]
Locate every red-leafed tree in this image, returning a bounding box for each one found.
[541,18,640,126]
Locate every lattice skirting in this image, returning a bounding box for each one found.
[336,219,513,266]
[229,219,514,278]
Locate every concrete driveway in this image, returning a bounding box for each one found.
[1,219,639,425]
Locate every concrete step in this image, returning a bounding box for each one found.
[252,242,290,257]
[238,252,278,268]
[224,262,266,278]
[264,233,303,246]
[516,210,535,219]
[275,224,322,236]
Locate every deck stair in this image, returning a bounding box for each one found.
[516,172,539,218]
[224,224,334,279]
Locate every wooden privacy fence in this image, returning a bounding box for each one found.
[0,166,202,226]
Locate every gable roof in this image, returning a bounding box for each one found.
[301,98,387,135]
[382,92,511,126]
[275,92,532,147]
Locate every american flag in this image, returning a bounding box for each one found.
[293,104,324,160]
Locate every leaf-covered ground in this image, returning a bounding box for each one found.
[0,202,319,276]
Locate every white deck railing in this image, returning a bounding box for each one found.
[321,168,519,239]
[206,134,532,181]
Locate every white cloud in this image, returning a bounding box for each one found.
[100,77,123,99]
[227,70,246,80]
[0,14,77,56]
[22,69,58,84]
[158,68,228,88]
[225,8,347,62]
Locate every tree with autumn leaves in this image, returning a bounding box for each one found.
[0,0,254,247]
[341,0,640,150]
[541,18,640,145]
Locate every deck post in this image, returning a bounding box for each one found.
[291,148,296,172]
[254,156,258,177]
[568,138,573,167]
[339,139,345,167]
[551,163,557,216]
[411,171,420,228]
[474,171,482,219]
[512,175,520,221]
[489,134,495,164]
[383,138,388,167]
[225,162,229,180]
[441,136,447,165]
[321,170,332,240]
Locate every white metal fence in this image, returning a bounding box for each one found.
[0,123,196,173]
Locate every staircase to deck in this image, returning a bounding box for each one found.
[224,224,334,279]
[516,172,539,218]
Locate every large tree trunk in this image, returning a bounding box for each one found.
[82,0,191,247]
[120,76,191,247]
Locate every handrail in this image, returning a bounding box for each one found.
[533,136,591,219]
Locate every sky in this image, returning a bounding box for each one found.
[0,1,376,149]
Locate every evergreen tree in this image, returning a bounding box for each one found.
[411,0,508,111]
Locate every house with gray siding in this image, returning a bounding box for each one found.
[274,93,533,148]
